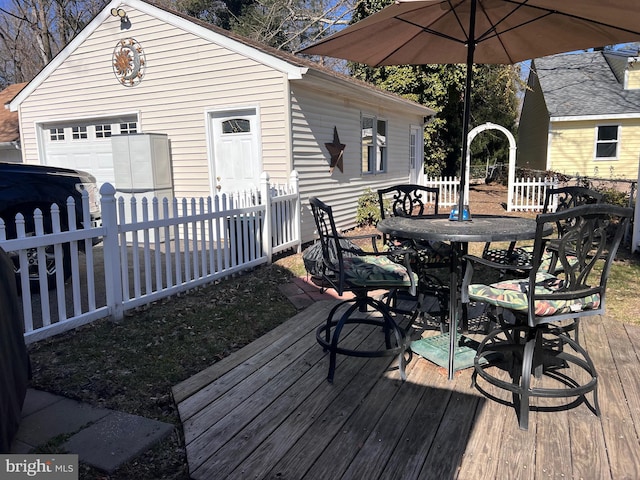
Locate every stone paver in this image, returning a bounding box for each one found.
[63,411,174,473]
[10,389,174,474]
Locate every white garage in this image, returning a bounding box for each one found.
[38,115,139,187]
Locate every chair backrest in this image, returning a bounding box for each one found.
[378,184,440,220]
[528,203,632,325]
[543,186,603,213]
[543,186,604,239]
[309,197,345,293]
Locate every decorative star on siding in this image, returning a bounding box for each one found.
[325,126,345,174]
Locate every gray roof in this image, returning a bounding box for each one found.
[534,51,640,118]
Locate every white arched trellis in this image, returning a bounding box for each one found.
[465,122,517,210]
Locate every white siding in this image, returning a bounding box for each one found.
[290,82,425,242]
[18,7,291,198]
[16,1,432,246]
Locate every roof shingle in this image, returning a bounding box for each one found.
[534,51,640,118]
[0,83,26,143]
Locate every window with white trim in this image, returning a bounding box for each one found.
[361,115,387,174]
[120,122,138,134]
[595,125,619,159]
[72,126,88,140]
[50,128,64,141]
[96,124,112,138]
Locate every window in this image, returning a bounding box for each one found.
[222,119,251,134]
[96,124,112,138]
[595,125,619,159]
[361,115,387,174]
[50,128,64,141]
[71,126,88,140]
[120,122,138,134]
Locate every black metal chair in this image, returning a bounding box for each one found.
[377,184,451,330]
[309,197,418,383]
[462,203,632,430]
[378,184,441,221]
[482,186,604,268]
[481,186,605,341]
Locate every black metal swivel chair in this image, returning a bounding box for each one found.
[378,184,441,220]
[480,186,605,342]
[309,197,418,383]
[377,184,451,330]
[462,203,632,430]
[482,186,604,268]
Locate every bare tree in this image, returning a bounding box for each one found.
[0,0,106,87]
[179,0,356,53]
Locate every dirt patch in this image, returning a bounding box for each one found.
[467,182,520,216]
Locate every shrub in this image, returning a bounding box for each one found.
[595,187,630,208]
[356,188,386,226]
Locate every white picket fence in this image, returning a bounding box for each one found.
[509,176,559,212]
[423,176,460,207]
[423,175,558,212]
[0,171,301,344]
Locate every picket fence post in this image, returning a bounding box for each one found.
[100,183,124,322]
[260,172,272,263]
[290,170,301,253]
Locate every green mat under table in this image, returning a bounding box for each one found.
[410,333,486,371]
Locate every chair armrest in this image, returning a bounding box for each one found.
[339,232,382,253]
[463,254,533,272]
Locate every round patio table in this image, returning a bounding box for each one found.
[377,214,550,379]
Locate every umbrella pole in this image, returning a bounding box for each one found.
[449,0,477,379]
[457,0,477,223]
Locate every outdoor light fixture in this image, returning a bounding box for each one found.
[110,7,128,22]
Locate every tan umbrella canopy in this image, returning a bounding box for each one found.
[300,0,640,217]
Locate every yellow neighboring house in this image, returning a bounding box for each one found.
[518,50,640,180]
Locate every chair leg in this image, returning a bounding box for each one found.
[324,300,351,347]
[327,301,361,383]
[317,294,409,383]
[473,320,599,431]
[517,331,538,430]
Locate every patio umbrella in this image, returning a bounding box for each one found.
[300,0,640,219]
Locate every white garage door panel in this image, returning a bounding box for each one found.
[46,146,114,187]
[41,118,137,189]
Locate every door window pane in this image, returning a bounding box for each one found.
[222,119,250,134]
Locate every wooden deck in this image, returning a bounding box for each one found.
[172,300,640,480]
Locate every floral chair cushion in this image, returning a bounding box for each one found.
[342,255,418,288]
[468,272,601,317]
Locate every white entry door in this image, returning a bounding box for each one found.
[210,108,261,194]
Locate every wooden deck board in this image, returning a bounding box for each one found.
[582,317,640,480]
[172,302,640,480]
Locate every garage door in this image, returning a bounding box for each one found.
[41,117,138,187]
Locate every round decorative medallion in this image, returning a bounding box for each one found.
[112,38,145,87]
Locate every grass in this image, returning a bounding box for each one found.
[26,240,640,479]
[28,258,300,479]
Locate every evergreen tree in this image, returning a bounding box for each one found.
[350,0,521,177]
